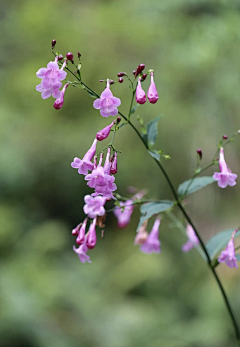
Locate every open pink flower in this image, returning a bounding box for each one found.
[73,240,91,263]
[147,72,159,104]
[213,148,237,188]
[71,139,97,175]
[83,195,106,218]
[93,79,121,117]
[182,224,199,252]
[218,229,238,268]
[140,217,161,254]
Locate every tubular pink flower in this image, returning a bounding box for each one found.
[218,229,238,268]
[93,79,121,117]
[134,221,149,245]
[182,224,199,252]
[114,189,146,228]
[147,72,159,104]
[136,77,146,104]
[213,148,237,188]
[76,218,88,245]
[103,147,111,175]
[36,57,67,99]
[83,195,106,219]
[53,83,69,110]
[140,217,161,254]
[86,218,97,249]
[96,120,116,141]
[71,139,97,175]
[72,223,82,236]
[110,152,118,174]
[73,240,91,263]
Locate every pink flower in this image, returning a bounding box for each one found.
[147,72,159,104]
[213,148,237,188]
[53,83,69,110]
[182,224,199,252]
[73,240,91,263]
[218,229,238,268]
[71,139,97,175]
[136,77,146,104]
[96,120,116,141]
[76,218,88,245]
[86,217,97,249]
[110,152,118,174]
[93,79,121,117]
[83,195,106,218]
[134,221,149,245]
[36,57,67,99]
[114,189,146,228]
[140,217,161,254]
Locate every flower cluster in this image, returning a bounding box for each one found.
[136,71,159,105]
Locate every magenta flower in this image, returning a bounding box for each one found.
[110,152,118,174]
[86,217,97,249]
[36,57,67,99]
[140,217,161,254]
[73,240,91,263]
[136,77,146,104]
[71,138,97,175]
[93,79,121,117]
[213,148,237,188]
[147,72,159,104]
[134,221,149,245]
[182,224,199,252]
[83,195,106,218]
[218,229,238,268]
[53,83,69,110]
[96,120,116,141]
[76,218,88,245]
[114,189,146,228]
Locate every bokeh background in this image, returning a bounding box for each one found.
[1,0,240,346]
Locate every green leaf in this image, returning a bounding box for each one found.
[148,150,160,161]
[131,104,139,114]
[146,115,162,147]
[87,89,97,98]
[137,200,174,230]
[178,176,216,197]
[206,229,240,259]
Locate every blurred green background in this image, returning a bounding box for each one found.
[1,0,240,346]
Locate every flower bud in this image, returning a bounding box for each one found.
[99,79,104,82]
[147,72,159,104]
[223,135,228,140]
[141,73,147,81]
[58,54,63,60]
[117,116,121,123]
[51,39,56,48]
[110,152,118,174]
[136,77,146,104]
[132,70,137,76]
[109,79,114,85]
[77,51,81,58]
[196,149,202,160]
[76,218,88,245]
[136,64,145,76]
[96,120,116,141]
[118,77,123,83]
[86,218,97,249]
[53,83,69,110]
[66,52,74,61]
[117,72,126,77]
[72,223,82,236]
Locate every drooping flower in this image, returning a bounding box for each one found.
[86,217,97,249]
[114,189,146,228]
[140,217,161,254]
[76,218,88,245]
[53,83,69,109]
[73,240,91,263]
[110,152,118,174]
[93,79,121,117]
[213,148,237,188]
[83,195,106,218]
[134,220,149,245]
[147,72,159,104]
[96,120,116,141]
[218,229,238,268]
[71,138,97,175]
[36,57,67,99]
[182,224,199,252]
[136,77,146,104]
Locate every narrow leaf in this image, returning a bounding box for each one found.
[206,229,240,259]
[131,104,139,114]
[148,150,160,161]
[137,200,174,230]
[178,176,216,197]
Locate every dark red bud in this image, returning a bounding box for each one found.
[132,70,137,75]
[223,135,228,139]
[51,39,56,48]
[118,77,123,83]
[117,116,121,123]
[136,64,145,76]
[58,54,63,60]
[66,52,74,61]
[141,73,147,81]
[77,51,81,58]
[109,79,114,85]
[99,79,104,82]
[196,149,202,160]
[117,72,126,77]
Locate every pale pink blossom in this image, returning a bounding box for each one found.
[136,77,146,104]
[218,229,238,268]
[76,218,88,245]
[96,120,116,141]
[134,221,149,245]
[73,240,91,263]
[182,224,199,252]
[53,83,69,110]
[93,79,121,117]
[147,72,159,104]
[71,139,97,175]
[110,152,118,174]
[140,217,161,254]
[83,195,106,218]
[86,217,97,249]
[213,148,237,188]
